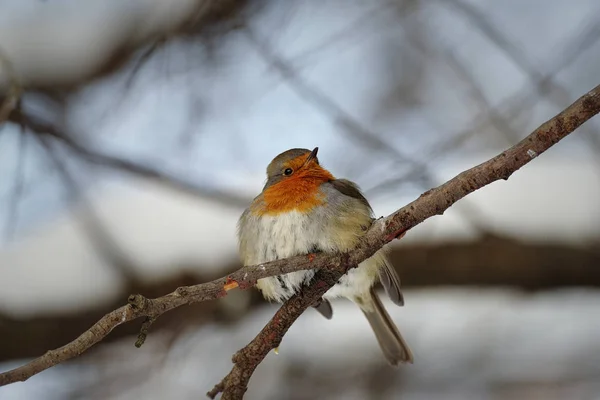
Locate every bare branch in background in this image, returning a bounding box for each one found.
[0,0,251,215]
[442,49,521,144]
[0,0,248,94]
[366,17,600,195]
[445,0,598,118]
[443,0,550,91]
[8,109,250,208]
[289,2,400,66]
[36,134,142,282]
[93,40,166,123]
[0,86,19,123]
[123,41,164,92]
[3,128,27,240]
[0,48,20,123]
[242,27,429,172]
[1,83,598,399]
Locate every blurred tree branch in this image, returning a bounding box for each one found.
[0,0,248,93]
[4,128,27,240]
[0,46,20,123]
[8,108,250,208]
[0,83,598,399]
[0,0,255,240]
[444,0,600,151]
[365,7,600,195]
[36,133,142,281]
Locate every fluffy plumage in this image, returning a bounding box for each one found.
[237,148,413,365]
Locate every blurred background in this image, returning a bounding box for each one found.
[1,1,600,399]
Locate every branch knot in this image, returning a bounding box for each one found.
[127,294,148,311]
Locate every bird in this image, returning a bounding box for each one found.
[237,147,413,365]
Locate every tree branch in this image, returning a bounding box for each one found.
[1,84,599,398]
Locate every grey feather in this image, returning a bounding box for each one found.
[329,179,372,213]
[361,288,413,366]
[313,298,333,319]
[378,259,405,306]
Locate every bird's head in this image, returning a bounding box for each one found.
[260,147,334,214]
[263,147,332,189]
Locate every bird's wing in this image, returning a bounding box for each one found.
[378,256,405,306]
[330,178,404,307]
[329,178,373,213]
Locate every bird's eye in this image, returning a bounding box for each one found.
[283,168,293,176]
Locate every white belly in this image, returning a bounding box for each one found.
[245,210,379,303]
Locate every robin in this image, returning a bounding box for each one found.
[237,147,413,365]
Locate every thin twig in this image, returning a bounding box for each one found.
[207,268,346,400]
[0,46,21,123]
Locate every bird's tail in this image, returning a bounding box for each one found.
[358,288,414,366]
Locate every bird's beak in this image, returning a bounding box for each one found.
[305,147,319,164]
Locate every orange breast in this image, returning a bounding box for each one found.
[260,169,334,216]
